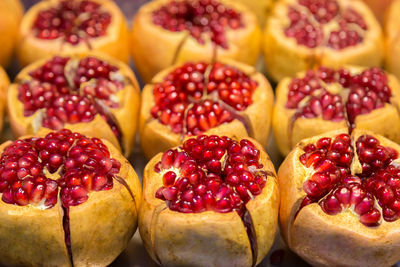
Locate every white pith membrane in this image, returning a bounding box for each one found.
[298,132,400,227]
[16,56,130,148]
[152,135,275,265]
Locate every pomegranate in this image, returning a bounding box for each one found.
[130,0,261,82]
[273,65,400,155]
[279,129,400,266]
[385,0,400,81]
[226,0,275,26]
[140,135,279,266]
[0,129,141,266]
[263,0,383,81]
[7,54,140,156]
[17,0,129,67]
[140,59,274,159]
[0,0,23,67]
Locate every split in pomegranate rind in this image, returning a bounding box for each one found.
[8,54,141,156]
[278,129,400,267]
[140,135,279,266]
[140,59,274,159]
[0,129,141,266]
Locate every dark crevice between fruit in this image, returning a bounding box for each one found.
[242,210,258,267]
[61,204,74,267]
[171,34,190,66]
[150,203,167,266]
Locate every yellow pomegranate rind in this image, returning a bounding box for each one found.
[234,0,276,27]
[140,59,274,159]
[263,0,383,82]
[385,0,400,81]
[7,53,140,156]
[0,0,23,67]
[272,65,400,156]
[0,135,141,267]
[363,0,393,24]
[139,137,279,266]
[130,0,261,82]
[279,129,400,267]
[0,67,10,132]
[17,0,130,67]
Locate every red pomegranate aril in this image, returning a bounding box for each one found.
[321,194,342,215]
[359,208,380,226]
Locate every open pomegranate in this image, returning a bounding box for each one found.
[263,0,383,82]
[130,0,261,82]
[7,54,140,156]
[0,129,141,266]
[279,129,400,266]
[140,135,279,266]
[385,0,400,81]
[140,59,274,159]
[0,0,23,67]
[17,0,129,67]
[273,65,400,155]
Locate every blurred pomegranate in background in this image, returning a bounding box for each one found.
[362,0,393,24]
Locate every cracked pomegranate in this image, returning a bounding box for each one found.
[273,65,400,155]
[385,0,400,82]
[140,60,273,158]
[140,135,279,266]
[0,129,141,266]
[131,0,261,82]
[0,0,23,67]
[8,54,140,156]
[279,129,400,266]
[17,0,129,66]
[263,0,383,81]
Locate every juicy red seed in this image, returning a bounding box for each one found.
[163,171,177,186]
[320,194,342,215]
[155,136,266,214]
[0,130,121,208]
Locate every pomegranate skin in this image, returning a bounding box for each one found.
[263,0,383,82]
[130,0,261,82]
[139,59,274,159]
[233,0,276,26]
[363,0,393,24]
[0,67,10,132]
[17,0,130,67]
[7,53,140,156]
[385,0,400,81]
[0,132,141,267]
[0,0,23,67]
[139,136,279,267]
[273,65,400,155]
[278,129,400,267]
